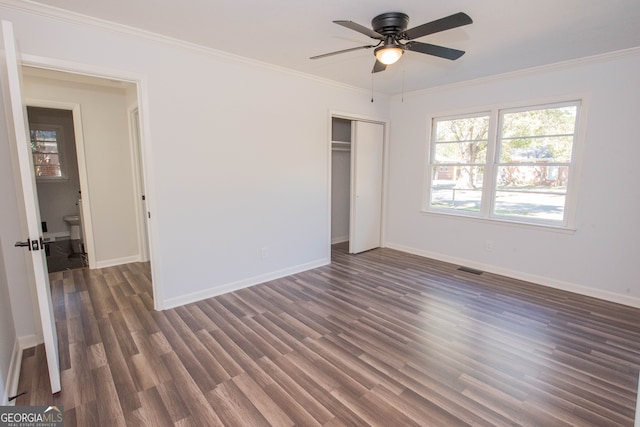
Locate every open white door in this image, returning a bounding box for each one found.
[1,21,61,393]
[349,121,384,254]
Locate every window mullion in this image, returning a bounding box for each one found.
[480,109,499,218]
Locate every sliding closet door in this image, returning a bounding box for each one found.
[349,121,384,254]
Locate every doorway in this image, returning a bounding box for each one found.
[26,106,85,272]
[22,67,152,286]
[330,115,386,254]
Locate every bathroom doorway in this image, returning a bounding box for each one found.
[22,66,151,278]
[26,106,85,272]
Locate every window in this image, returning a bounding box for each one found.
[30,124,67,180]
[426,101,581,228]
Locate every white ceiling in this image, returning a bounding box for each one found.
[21,0,640,95]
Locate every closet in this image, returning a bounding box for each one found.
[330,116,384,254]
[331,118,351,244]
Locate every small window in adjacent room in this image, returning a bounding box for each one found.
[30,124,67,180]
[426,100,582,229]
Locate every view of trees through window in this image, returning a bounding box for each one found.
[30,128,64,179]
[428,101,580,225]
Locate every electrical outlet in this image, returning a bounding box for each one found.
[261,247,269,259]
[485,240,493,252]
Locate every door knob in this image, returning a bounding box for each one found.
[14,238,39,251]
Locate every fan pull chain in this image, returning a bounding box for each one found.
[371,74,374,103]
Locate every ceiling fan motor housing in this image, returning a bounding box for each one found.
[371,12,409,36]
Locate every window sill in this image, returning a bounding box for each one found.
[420,209,577,234]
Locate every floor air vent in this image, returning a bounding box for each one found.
[457,266,484,275]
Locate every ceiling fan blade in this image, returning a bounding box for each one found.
[404,12,472,40]
[310,45,376,60]
[405,41,465,60]
[372,60,386,73]
[334,20,384,40]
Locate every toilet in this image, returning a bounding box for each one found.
[63,215,81,240]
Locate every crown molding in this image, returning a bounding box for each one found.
[0,0,381,98]
[399,46,640,99]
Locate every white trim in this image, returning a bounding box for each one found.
[398,47,640,99]
[384,242,640,309]
[23,98,98,269]
[327,110,389,260]
[3,340,22,405]
[17,54,163,310]
[635,373,639,427]
[163,258,329,310]
[3,334,41,405]
[128,107,149,263]
[418,210,577,234]
[1,0,638,98]
[423,95,588,230]
[95,255,141,270]
[134,77,163,310]
[17,334,40,349]
[331,236,348,245]
[0,0,371,96]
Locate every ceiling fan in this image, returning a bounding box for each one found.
[311,11,472,73]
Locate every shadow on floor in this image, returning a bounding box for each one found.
[45,238,86,273]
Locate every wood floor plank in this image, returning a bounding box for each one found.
[134,386,175,427]
[231,372,295,427]
[205,380,271,427]
[14,244,640,426]
[92,365,127,427]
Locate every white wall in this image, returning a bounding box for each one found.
[386,51,640,307]
[0,238,17,404]
[23,75,141,267]
[331,149,350,243]
[0,5,389,311]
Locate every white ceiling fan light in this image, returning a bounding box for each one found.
[311,12,472,73]
[374,37,404,65]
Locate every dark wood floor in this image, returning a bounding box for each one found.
[16,243,640,426]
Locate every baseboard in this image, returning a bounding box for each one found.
[633,375,640,427]
[17,334,40,350]
[3,339,23,406]
[162,258,330,310]
[331,235,348,244]
[384,242,640,309]
[95,255,141,269]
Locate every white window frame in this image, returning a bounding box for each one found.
[30,122,68,182]
[424,98,585,230]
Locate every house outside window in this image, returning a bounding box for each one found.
[426,100,582,228]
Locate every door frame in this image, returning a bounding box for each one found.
[327,110,389,259]
[24,99,97,269]
[19,53,164,309]
[129,107,149,263]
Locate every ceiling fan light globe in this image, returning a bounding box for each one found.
[375,46,403,65]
